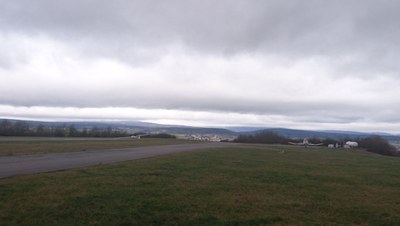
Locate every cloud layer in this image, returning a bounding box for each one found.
[1,1,400,132]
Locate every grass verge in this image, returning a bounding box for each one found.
[0,137,197,156]
[1,145,400,225]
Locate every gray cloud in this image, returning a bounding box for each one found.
[3,1,400,60]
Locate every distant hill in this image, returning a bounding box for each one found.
[0,119,235,136]
[150,127,236,135]
[226,126,269,133]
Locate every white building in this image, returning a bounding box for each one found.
[344,141,358,149]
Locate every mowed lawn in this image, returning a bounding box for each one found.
[1,145,400,225]
[0,137,197,156]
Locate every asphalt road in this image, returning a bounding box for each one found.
[0,142,239,179]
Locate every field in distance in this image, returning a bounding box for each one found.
[1,145,399,225]
[0,137,198,156]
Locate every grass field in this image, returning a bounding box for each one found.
[0,137,197,156]
[1,145,400,225]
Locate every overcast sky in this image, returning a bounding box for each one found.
[1,0,400,133]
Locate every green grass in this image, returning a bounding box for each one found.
[1,145,400,225]
[0,137,197,156]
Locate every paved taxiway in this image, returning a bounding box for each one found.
[0,142,239,179]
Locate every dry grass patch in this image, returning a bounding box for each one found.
[0,137,197,156]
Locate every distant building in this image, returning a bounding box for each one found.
[345,141,358,148]
[209,135,221,142]
[328,144,335,148]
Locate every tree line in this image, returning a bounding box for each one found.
[235,131,289,144]
[0,119,127,137]
[234,131,399,157]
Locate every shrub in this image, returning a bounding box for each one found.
[358,135,397,156]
